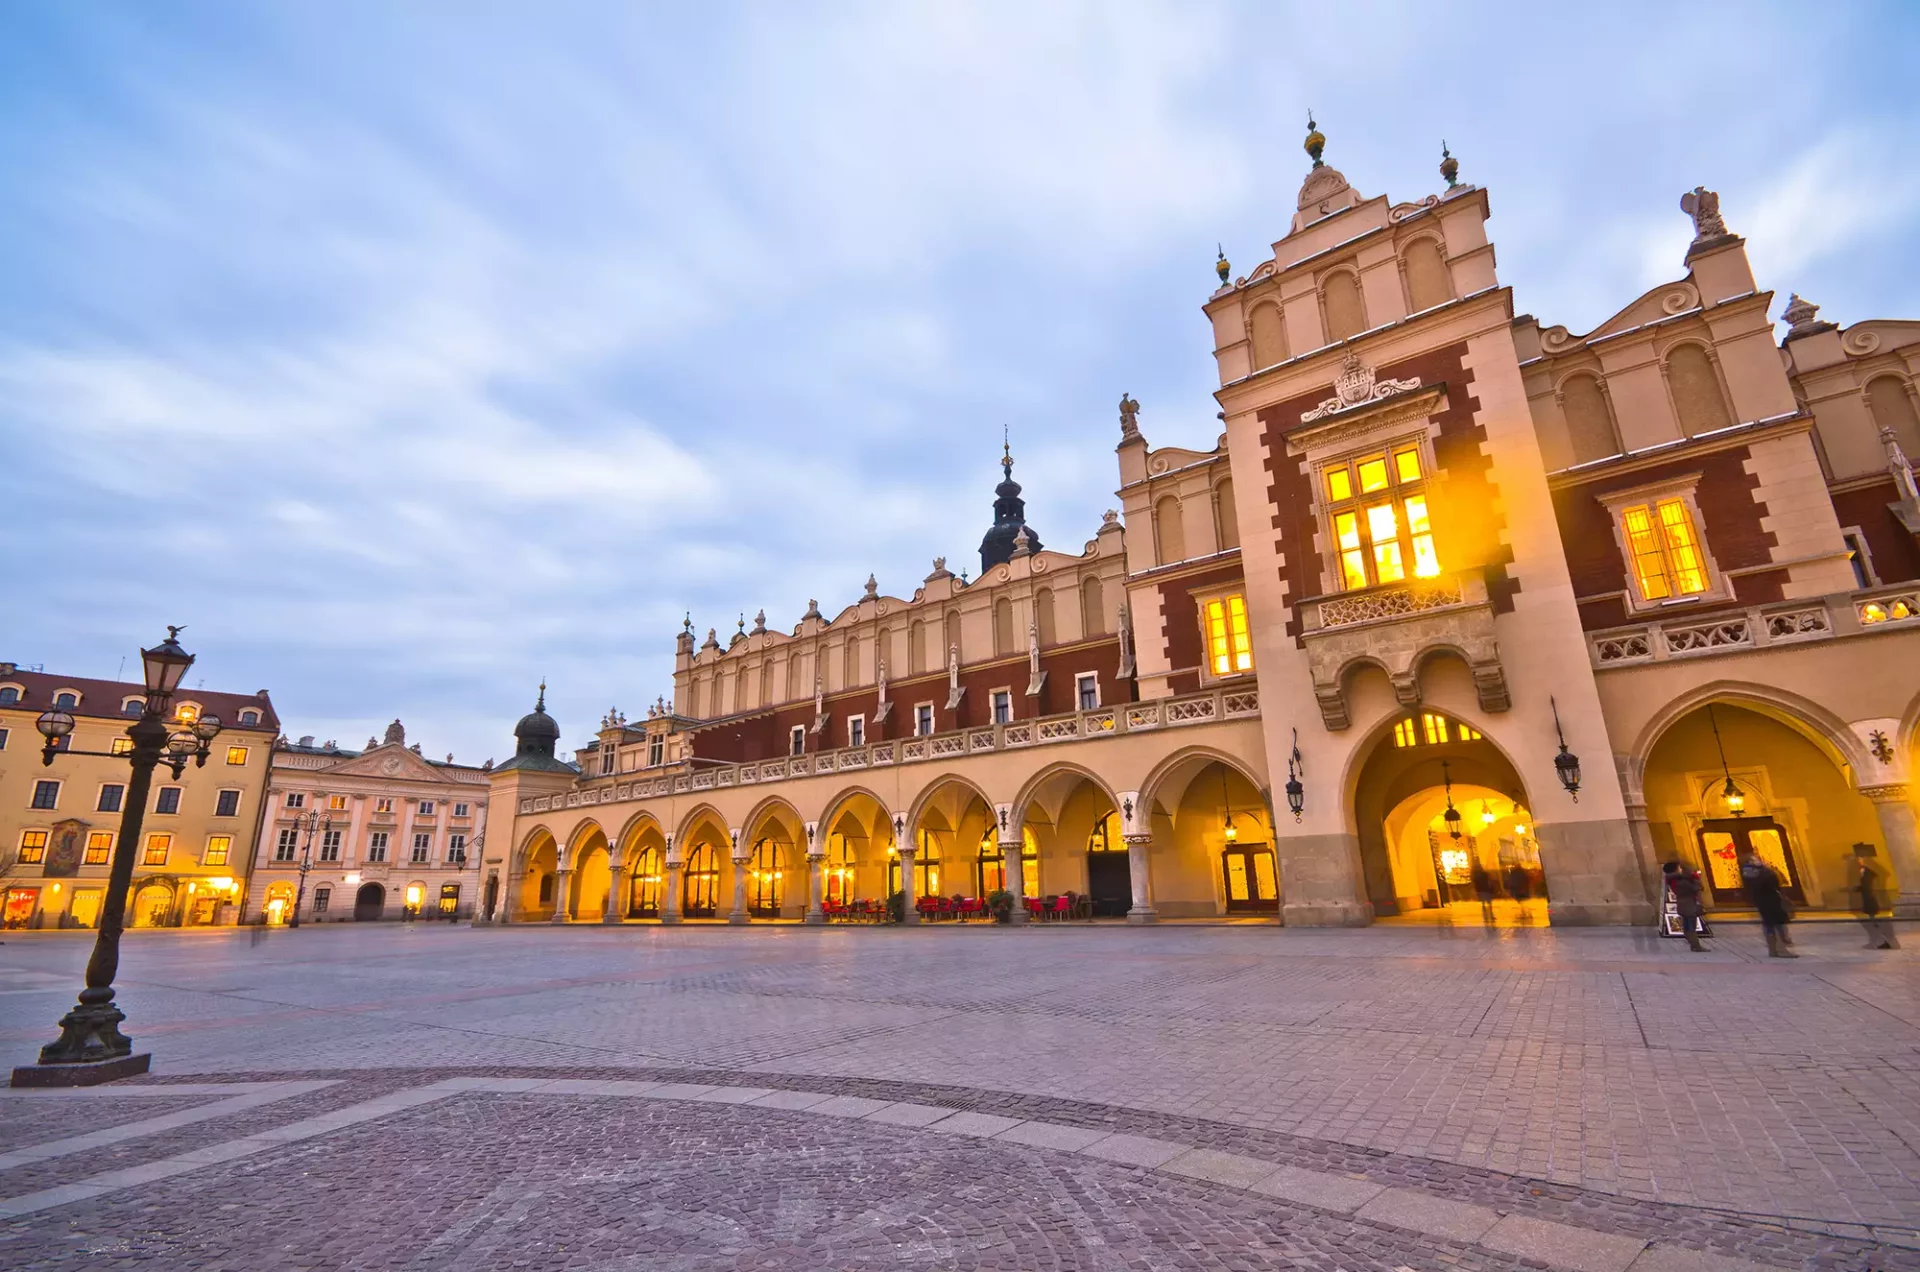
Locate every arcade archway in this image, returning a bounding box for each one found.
[1354,710,1545,925]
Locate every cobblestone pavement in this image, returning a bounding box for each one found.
[0,921,1915,1270]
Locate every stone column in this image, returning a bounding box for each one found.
[1124,833,1158,924]
[549,866,573,923]
[603,848,626,925]
[725,837,748,926]
[999,834,1027,924]
[661,846,684,924]
[804,852,826,924]
[898,844,919,924]
[1865,785,1920,917]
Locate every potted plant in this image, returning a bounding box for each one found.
[885,889,906,924]
[986,889,1014,924]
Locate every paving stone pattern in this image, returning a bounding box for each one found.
[0,920,1914,1269]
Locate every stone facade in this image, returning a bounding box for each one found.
[485,128,1920,927]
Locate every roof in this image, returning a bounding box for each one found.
[0,666,279,733]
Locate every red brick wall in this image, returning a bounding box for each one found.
[1255,343,1513,643]
[1552,444,1780,630]
[1833,478,1920,584]
[1149,561,1246,695]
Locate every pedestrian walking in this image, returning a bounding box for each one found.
[1741,853,1796,958]
[1661,860,1708,952]
[1505,863,1534,925]
[1470,862,1497,927]
[1855,856,1900,950]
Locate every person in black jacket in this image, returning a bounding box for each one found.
[1855,856,1900,950]
[1741,853,1796,958]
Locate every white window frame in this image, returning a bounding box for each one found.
[0,725,8,750]
[789,725,806,757]
[374,797,393,814]
[275,828,299,861]
[1596,474,1730,613]
[367,831,389,862]
[1075,672,1101,711]
[418,800,436,817]
[1311,433,1441,595]
[846,716,866,748]
[1190,584,1256,685]
[991,689,1013,725]
[319,829,342,862]
[98,783,126,814]
[31,779,62,810]
[599,748,615,775]
[327,794,348,811]
[154,785,183,815]
[214,788,241,818]
[411,831,432,863]
[914,702,935,737]
[449,833,467,864]
[238,709,261,725]
[648,735,665,767]
[453,802,470,818]
[286,792,306,809]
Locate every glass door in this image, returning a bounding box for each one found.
[748,841,784,916]
[1221,846,1279,913]
[1698,819,1804,905]
[629,847,662,917]
[683,844,720,917]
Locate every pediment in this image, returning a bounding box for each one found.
[1539,280,1702,355]
[322,744,448,783]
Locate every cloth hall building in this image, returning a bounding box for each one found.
[482,128,1920,929]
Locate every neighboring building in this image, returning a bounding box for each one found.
[247,720,491,923]
[482,125,1920,928]
[0,663,278,929]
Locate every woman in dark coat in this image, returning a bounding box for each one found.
[1741,854,1795,958]
[1662,861,1708,952]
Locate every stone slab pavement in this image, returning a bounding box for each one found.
[0,919,1913,1269]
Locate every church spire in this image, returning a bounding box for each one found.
[978,432,1042,573]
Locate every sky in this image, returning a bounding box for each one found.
[2,1,1916,765]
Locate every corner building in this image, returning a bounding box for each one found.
[485,130,1920,927]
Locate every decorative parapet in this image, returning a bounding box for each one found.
[1295,571,1508,731]
[1588,596,1863,668]
[515,685,1259,816]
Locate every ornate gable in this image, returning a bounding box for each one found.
[319,744,451,784]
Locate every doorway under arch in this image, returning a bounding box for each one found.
[354,882,387,921]
[682,842,722,917]
[1355,709,1546,925]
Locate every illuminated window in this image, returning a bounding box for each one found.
[375,798,393,814]
[1457,723,1482,740]
[204,835,231,867]
[85,832,113,865]
[111,737,133,755]
[1320,444,1439,590]
[1422,712,1449,744]
[18,831,48,864]
[328,795,347,811]
[226,746,249,766]
[1621,498,1709,601]
[175,703,199,724]
[143,834,171,866]
[1393,719,1418,747]
[1205,595,1254,677]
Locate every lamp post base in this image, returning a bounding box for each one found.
[12,1052,151,1088]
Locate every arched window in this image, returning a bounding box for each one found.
[238,708,261,725]
[1155,495,1186,566]
[682,843,720,917]
[992,598,1015,658]
[1403,238,1451,313]
[0,686,19,706]
[628,844,663,916]
[1034,588,1056,646]
[1322,270,1366,342]
[748,839,784,916]
[53,691,79,710]
[1666,344,1731,436]
[1868,375,1920,457]
[1213,478,1239,550]
[1560,374,1621,465]
[1249,302,1288,369]
[122,697,144,717]
[909,619,928,675]
[1081,576,1106,636]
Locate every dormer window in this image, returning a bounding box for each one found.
[0,686,20,706]
[648,735,665,767]
[1320,443,1438,590]
[238,708,261,725]
[599,748,615,775]
[53,691,79,710]
[122,697,145,717]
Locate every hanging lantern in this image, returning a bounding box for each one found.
[1550,696,1582,800]
[1284,728,1305,823]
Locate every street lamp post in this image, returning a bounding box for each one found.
[11,628,222,1087]
[286,808,331,929]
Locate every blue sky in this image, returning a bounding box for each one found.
[3,2,1915,764]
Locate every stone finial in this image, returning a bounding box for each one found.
[803,597,821,620]
[383,718,405,746]
[445,752,453,763]
[1011,526,1033,558]
[863,573,879,600]
[701,627,720,651]
[364,736,377,750]
[1440,141,1459,189]
[1118,392,1141,442]
[1681,186,1729,241]
[1101,508,1120,528]
[409,742,422,755]
[1215,245,1230,285]
[1782,293,1819,328]
[681,612,693,635]
[751,608,767,634]
[928,555,950,579]
[482,758,494,771]
[1304,111,1325,167]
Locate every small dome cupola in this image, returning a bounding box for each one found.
[978,436,1043,572]
[513,682,561,758]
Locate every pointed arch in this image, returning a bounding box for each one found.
[1623,680,1869,800]
[903,773,998,842]
[674,802,732,848]
[614,810,668,855]
[817,785,894,841]
[741,794,806,845]
[514,824,559,871]
[1010,761,1122,832]
[1137,746,1271,823]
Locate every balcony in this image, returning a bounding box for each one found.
[1586,584,1920,669]
[1293,570,1509,731]
[518,684,1261,816]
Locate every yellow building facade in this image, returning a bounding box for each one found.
[0,664,279,929]
[482,130,1920,928]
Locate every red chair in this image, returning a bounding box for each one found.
[1049,894,1073,922]
[1025,897,1044,919]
